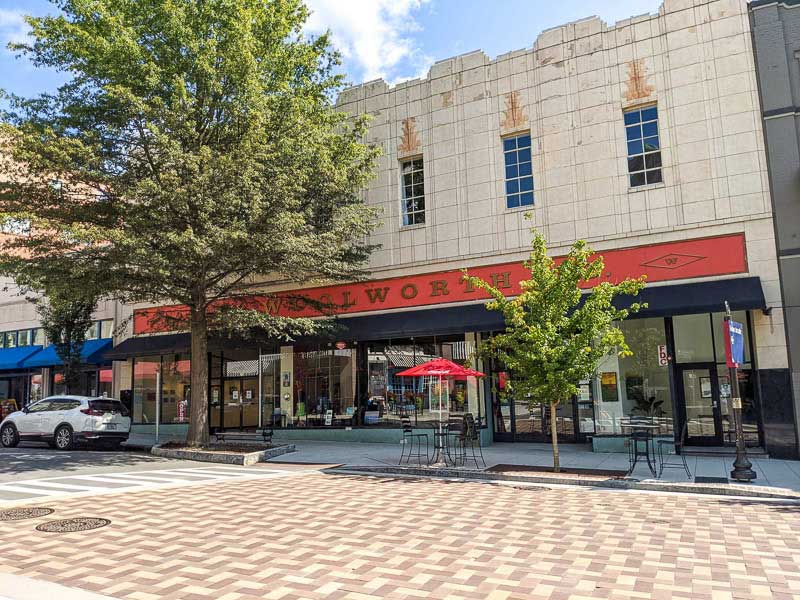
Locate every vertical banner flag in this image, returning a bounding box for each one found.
[724,319,745,368]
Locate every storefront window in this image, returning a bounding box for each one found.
[293,346,356,426]
[365,335,482,428]
[98,368,113,398]
[673,314,714,363]
[29,372,43,404]
[161,354,190,423]
[594,318,672,435]
[133,356,160,424]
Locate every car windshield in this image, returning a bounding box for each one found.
[89,399,129,417]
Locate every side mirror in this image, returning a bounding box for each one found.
[22,406,30,414]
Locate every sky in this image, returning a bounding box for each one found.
[0,0,664,100]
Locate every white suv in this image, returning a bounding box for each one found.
[0,396,131,450]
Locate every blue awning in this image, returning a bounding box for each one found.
[21,338,113,368]
[0,346,43,371]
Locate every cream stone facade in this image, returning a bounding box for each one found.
[335,0,784,369]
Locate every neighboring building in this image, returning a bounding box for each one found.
[749,0,800,459]
[72,0,799,458]
[0,210,117,412]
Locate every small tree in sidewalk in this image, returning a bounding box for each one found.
[33,287,98,395]
[464,226,646,472]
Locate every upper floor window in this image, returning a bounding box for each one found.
[32,328,45,346]
[401,158,425,226]
[503,133,534,209]
[3,331,17,349]
[624,105,662,187]
[99,319,114,339]
[17,330,31,347]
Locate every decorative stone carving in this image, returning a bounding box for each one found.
[398,117,422,157]
[623,59,655,101]
[440,91,453,108]
[500,91,528,132]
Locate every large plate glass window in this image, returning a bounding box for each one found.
[503,133,534,209]
[401,158,425,226]
[624,105,662,187]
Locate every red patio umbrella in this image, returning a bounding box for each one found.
[396,358,485,438]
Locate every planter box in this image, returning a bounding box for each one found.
[151,443,295,465]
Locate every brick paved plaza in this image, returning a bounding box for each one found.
[1,467,800,600]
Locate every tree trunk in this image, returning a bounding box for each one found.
[550,401,560,473]
[186,307,210,447]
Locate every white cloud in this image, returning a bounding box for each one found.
[0,9,29,47]
[304,0,432,85]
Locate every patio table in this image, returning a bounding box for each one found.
[621,422,659,477]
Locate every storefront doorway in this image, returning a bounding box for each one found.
[676,363,760,447]
[677,364,729,445]
[222,377,259,430]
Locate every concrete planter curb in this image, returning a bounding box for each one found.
[327,465,800,500]
[151,444,296,465]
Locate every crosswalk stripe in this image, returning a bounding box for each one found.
[0,484,71,496]
[1,480,105,491]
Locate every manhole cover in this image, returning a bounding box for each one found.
[0,507,54,521]
[35,517,110,533]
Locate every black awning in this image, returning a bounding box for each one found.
[105,277,766,358]
[628,276,766,318]
[104,332,190,359]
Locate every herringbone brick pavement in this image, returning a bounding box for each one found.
[1,472,799,599]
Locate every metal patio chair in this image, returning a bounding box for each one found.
[657,420,691,479]
[399,415,429,465]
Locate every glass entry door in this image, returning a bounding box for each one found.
[223,377,259,430]
[679,364,725,445]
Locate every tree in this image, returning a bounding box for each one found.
[464,228,646,472]
[33,288,98,395]
[0,0,380,446]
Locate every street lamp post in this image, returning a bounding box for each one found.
[724,301,756,482]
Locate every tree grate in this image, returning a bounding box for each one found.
[0,507,54,521]
[35,517,110,533]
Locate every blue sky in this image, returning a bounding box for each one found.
[0,0,663,99]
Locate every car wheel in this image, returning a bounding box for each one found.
[54,425,73,451]
[0,424,19,448]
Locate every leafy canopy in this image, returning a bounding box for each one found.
[464,230,646,407]
[0,0,380,338]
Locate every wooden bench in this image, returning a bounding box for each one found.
[215,427,273,445]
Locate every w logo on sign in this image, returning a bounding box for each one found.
[641,253,704,270]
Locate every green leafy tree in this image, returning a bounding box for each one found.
[34,288,98,395]
[0,0,379,446]
[464,228,646,471]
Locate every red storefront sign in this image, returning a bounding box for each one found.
[134,233,748,334]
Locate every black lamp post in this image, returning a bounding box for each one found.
[725,301,756,482]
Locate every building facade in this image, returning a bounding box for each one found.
[9,0,796,457]
[0,267,117,417]
[748,0,800,458]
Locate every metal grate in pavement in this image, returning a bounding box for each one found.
[0,507,54,521]
[694,476,730,484]
[35,517,110,533]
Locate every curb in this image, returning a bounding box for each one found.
[326,465,800,500]
[151,444,296,465]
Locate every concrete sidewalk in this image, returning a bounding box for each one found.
[125,433,800,496]
[267,439,800,495]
